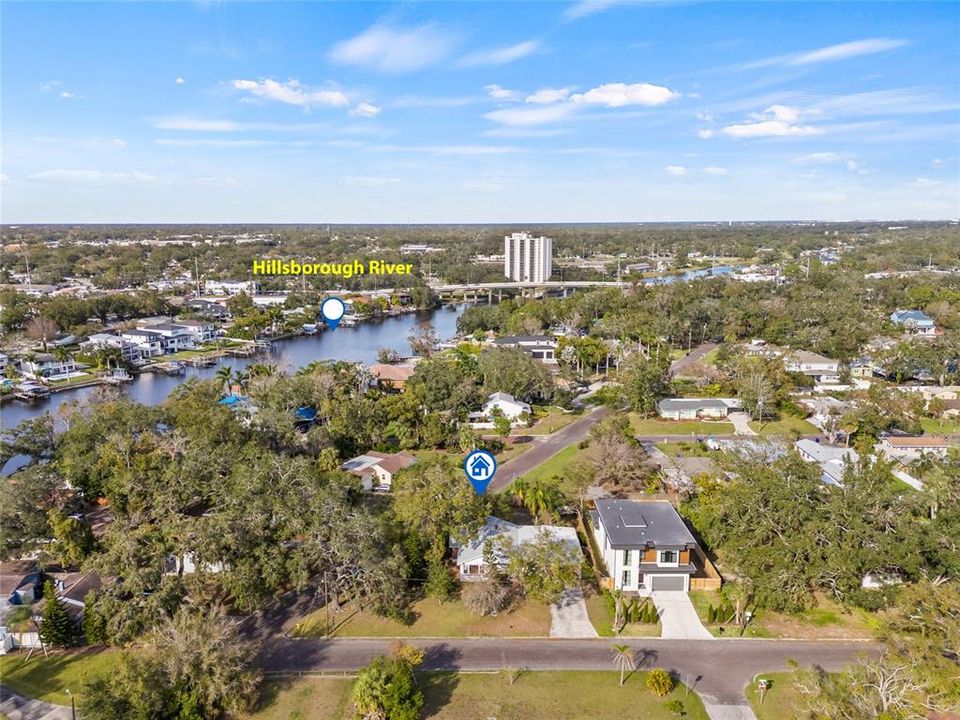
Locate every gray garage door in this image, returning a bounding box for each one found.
[651,575,686,591]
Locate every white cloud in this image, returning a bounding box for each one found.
[39,80,61,92]
[722,105,822,138]
[232,79,349,108]
[698,129,715,139]
[0,174,8,184]
[665,165,687,176]
[460,40,540,67]
[149,116,328,132]
[723,120,823,138]
[372,144,523,156]
[350,101,381,118]
[329,23,456,73]
[28,169,158,184]
[59,91,76,99]
[695,112,713,122]
[563,0,650,20]
[485,84,522,101]
[791,38,907,66]
[703,166,727,175]
[845,160,860,172]
[742,37,907,70]
[791,152,842,164]
[154,138,313,148]
[484,103,578,127]
[175,76,186,85]
[930,158,944,167]
[526,87,571,104]
[482,127,567,138]
[570,82,679,108]
[341,175,400,188]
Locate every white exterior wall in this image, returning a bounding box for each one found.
[504,232,553,283]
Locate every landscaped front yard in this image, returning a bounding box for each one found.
[583,590,661,638]
[920,416,960,435]
[629,414,736,437]
[291,597,551,638]
[688,590,875,640]
[0,650,121,705]
[248,671,709,720]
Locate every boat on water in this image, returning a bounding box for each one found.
[14,382,51,401]
[302,323,318,335]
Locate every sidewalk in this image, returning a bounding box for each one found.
[0,685,72,720]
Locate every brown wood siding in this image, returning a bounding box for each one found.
[679,549,690,564]
[643,549,657,562]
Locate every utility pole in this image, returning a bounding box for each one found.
[324,571,330,638]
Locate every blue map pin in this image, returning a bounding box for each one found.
[464,449,497,495]
[320,297,346,331]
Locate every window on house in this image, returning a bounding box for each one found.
[621,570,631,587]
[623,549,631,565]
[659,550,678,564]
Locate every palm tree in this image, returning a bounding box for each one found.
[52,346,70,363]
[215,366,234,395]
[611,643,635,686]
[510,478,531,509]
[234,370,250,389]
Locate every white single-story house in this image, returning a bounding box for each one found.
[483,392,531,420]
[590,500,700,593]
[890,310,938,336]
[878,435,950,462]
[453,516,581,581]
[340,451,417,491]
[657,398,733,421]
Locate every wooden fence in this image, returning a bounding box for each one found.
[689,544,722,591]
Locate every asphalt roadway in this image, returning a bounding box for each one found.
[489,405,610,492]
[257,636,879,707]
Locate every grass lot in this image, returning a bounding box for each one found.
[748,416,819,436]
[629,414,735,437]
[0,650,121,705]
[519,444,582,487]
[688,590,875,640]
[583,591,661,638]
[526,407,580,435]
[249,671,708,720]
[291,597,551,638]
[655,441,717,458]
[921,416,960,434]
[745,671,808,720]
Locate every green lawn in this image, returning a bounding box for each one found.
[291,597,551,638]
[745,671,808,720]
[583,591,661,638]
[0,650,121,705]
[921,416,960,434]
[249,671,709,720]
[748,416,819,436]
[629,414,735,437]
[519,444,582,486]
[526,407,580,435]
[414,441,531,467]
[48,372,99,387]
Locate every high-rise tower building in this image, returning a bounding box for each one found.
[504,232,553,283]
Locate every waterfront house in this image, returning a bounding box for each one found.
[21,353,84,380]
[590,500,701,592]
[368,363,416,391]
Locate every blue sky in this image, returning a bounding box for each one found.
[2,1,958,222]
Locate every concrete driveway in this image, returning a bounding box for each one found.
[728,412,757,436]
[651,591,714,639]
[549,589,598,638]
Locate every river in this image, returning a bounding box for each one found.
[0,304,467,435]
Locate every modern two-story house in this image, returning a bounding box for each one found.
[591,499,700,592]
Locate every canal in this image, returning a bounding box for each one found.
[1,304,467,434]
